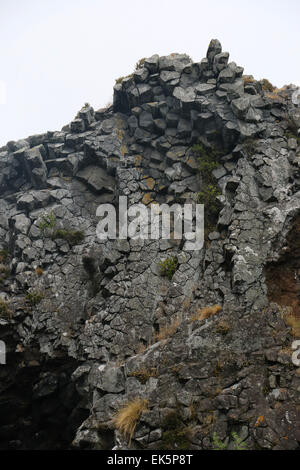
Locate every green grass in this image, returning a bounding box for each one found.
[191,143,220,183]
[39,212,57,232]
[39,211,84,246]
[26,290,44,306]
[212,431,247,450]
[158,256,179,280]
[284,130,300,146]
[212,432,227,450]
[0,299,12,319]
[191,143,222,236]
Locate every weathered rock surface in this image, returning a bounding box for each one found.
[0,40,299,450]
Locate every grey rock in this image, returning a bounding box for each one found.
[195,83,216,95]
[134,67,149,84]
[213,52,229,73]
[76,166,115,193]
[144,54,159,73]
[92,365,125,393]
[231,96,251,119]
[206,38,222,64]
[139,111,154,132]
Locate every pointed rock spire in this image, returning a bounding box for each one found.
[206,38,222,64]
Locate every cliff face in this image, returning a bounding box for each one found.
[0,39,300,450]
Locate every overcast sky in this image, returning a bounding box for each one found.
[0,0,299,146]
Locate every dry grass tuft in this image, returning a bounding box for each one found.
[261,78,275,92]
[112,398,148,442]
[154,316,181,342]
[136,342,147,355]
[215,320,231,335]
[284,312,300,337]
[35,267,43,276]
[190,304,222,323]
[265,91,282,100]
[242,75,256,85]
[128,367,157,384]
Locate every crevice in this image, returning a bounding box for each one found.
[0,334,89,450]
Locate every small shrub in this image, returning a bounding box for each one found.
[0,249,9,264]
[160,428,191,450]
[191,143,220,181]
[52,229,85,246]
[231,432,247,450]
[190,305,222,323]
[212,431,247,450]
[162,410,182,430]
[198,184,222,213]
[112,398,148,443]
[160,411,191,450]
[191,143,222,236]
[26,290,44,306]
[39,211,84,246]
[0,299,12,319]
[212,432,227,450]
[158,256,178,280]
[285,131,300,145]
[39,212,56,232]
[196,147,219,175]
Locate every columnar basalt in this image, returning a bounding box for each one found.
[0,40,299,450]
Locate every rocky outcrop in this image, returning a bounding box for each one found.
[0,39,299,450]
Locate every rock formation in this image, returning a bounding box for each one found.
[0,39,299,450]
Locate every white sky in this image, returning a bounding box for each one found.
[0,0,299,146]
